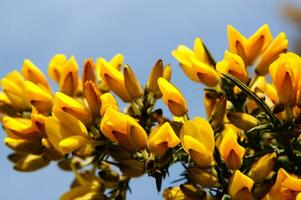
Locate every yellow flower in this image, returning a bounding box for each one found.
[255,32,288,75]
[172,39,220,87]
[148,122,180,156]
[218,126,245,170]
[60,166,104,200]
[4,137,42,155]
[265,168,301,200]
[180,117,215,168]
[59,56,79,97]
[53,92,92,126]
[22,59,51,91]
[216,51,248,82]
[25,81,53,113]
[1,70,30,110]
[2,116,41,141]
[97,58,131,102]
[228,24,272,65]
[82,58,96,85]
[100,107,147,151]
[123,65,143,100]
[157,77,188,116]
[45,110,89,154]
[96,54,124,81]
[269,52,301,105]
[99,93,119,116]
[146,59,164,98]
[9,153,50,172]
[48,54,68,82]
[228,170,254,200]
[248,152,276,182]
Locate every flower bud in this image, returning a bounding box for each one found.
[229,170,254,200]
[82,58,96,85]
[158,77,188,116]
[123,65,143,100]
[248,152,276,182]
[83,81,101,116]
[210,95,227,128]
[146,59,164,98]
[227,112,259,131]
[163,64,172,81]
[180,117,215,168]
[180,184,207,200]
[188,166,218,188]
[98,170,119,188]
[120,160,145,177]
[148,122,180,156]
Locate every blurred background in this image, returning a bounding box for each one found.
[0,0,301,199]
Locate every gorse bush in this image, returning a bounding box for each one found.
[1,24,301,200]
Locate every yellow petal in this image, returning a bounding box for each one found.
[227,25,248,63]
[157,77,188,116]
[247,24,273,65]
[123,65,143,100]
[2,116,41,140]
[25,81,53,113]
[1,70,30,109]
[60,185,92,200]
[59,56,79,96]
[83,81,101,116]
[48,54,68,82]
[256,32,288,75]
[219,126,245,170]
[148,122,180,156]
[82,58,96,85]
[229,170,254,198]
[110,53,124,70]
[99,93,119,116]
[22,59,51,91]
[59,135,89,154]
[54,92,92,125]
[146,59,163,97]
[97,58,130,102]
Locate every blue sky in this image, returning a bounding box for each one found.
[0,0,301,199]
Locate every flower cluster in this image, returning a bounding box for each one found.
[1,25,301,200]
